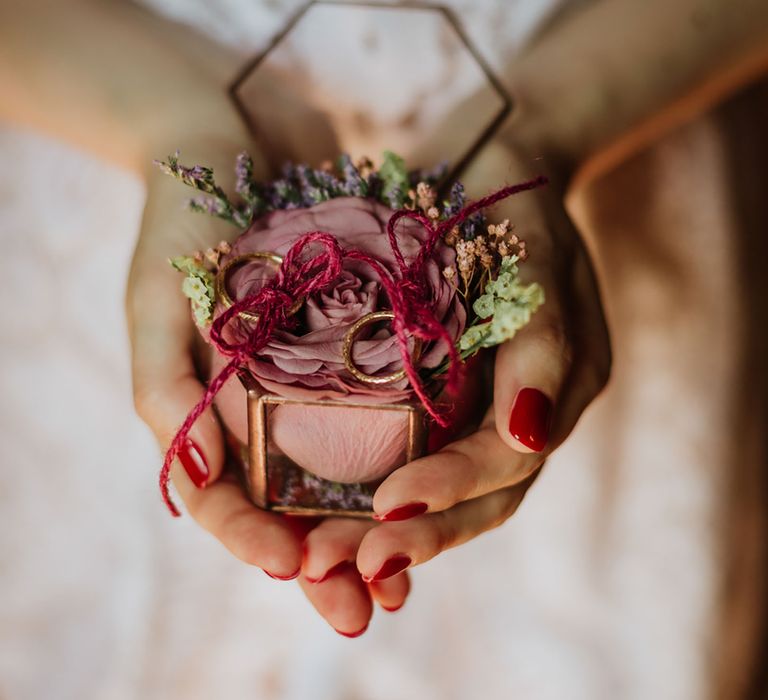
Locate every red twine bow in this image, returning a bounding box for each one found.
[160,176,548,515]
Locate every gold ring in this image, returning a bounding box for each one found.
[342,311,422,385]
[215,252,303,322]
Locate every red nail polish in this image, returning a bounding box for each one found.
[305,560,353,584]
[363,554,412,583]
[178,438,209,488]
[381,603,404,613]
[373,502,428,522]
[335,623,369,638]
[508,388,552,452]
[264,566,301,581]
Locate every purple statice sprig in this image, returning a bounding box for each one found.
[157,149,479,234]
[234,152,267,221]
[155,151,251,228]
[443,181,486,240]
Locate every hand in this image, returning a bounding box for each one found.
[126,123,410,636]
[299,141,611,622]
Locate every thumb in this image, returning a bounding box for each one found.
[493,289,572,454]
[131,317,227,508]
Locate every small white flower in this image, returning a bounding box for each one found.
[458,324,490,351]
[492,272,518,301]
[486,303,527,344]
[473,293,496,319]
[500,254,519,272]
[193,303,212,327]
[182,276,209,304]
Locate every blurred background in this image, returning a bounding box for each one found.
[1,1,768,698]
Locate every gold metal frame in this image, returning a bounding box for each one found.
[240,373,427,518]
[228,1,513,187]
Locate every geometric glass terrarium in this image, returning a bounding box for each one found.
[236,375,427,518]
[164,0,511,517]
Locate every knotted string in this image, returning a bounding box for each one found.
[160,175,548,515]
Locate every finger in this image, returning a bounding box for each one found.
[492,276,572,454]
[372,420,541,519]
[367,571,411,613]
[131,318,226,490]
[361,477,536,581]
[298,568,373,638]
[129,260,303,577]
[302,518,375,583]
[173,467,303,577]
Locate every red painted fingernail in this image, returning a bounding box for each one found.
[508,388,552,452]
[305,560,353,584]
[373,502,428,522]
[363,554,412,583]
[335,623,369,638]
[264,566,301,581]
[178,438,209,488]
[381,603,404,613]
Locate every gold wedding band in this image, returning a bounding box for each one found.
[342,311,422,385]
[215,252,303,322]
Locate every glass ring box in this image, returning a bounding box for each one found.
[210,1,510,518]
[231,373,428,518]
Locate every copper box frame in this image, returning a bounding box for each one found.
[240,373,427,518]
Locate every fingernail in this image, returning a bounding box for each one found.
[381,603,404,613]
[305,560,353,584]
[363,554,412,583]
[178,438,209,488]
[264,566,301,581]
[373,502,428,522]
[508,388,552,452]
[335,623,369,638]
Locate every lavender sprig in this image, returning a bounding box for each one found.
[234,152,266,221]
[443,181,485,239]
[155,151,249,228]
[338,154,368,197]
[157,150,476,235]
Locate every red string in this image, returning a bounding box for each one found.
[159,176,548,515]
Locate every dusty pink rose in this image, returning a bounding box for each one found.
[210,197,466,483]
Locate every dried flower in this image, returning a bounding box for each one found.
[456,239,476,290]
[487,219,510,240]
[457,253,544,355]
[156,151,250,228]
[473,293,495,318]
[444,225,460,247]
[170,255,216,326]
[416,182,437,210]
[473,235,494,269]
[356,156,374,178]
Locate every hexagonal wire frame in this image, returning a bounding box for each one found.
[228,0,513,185]
[227,2,512,516]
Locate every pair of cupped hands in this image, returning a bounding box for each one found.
[127,136,610,637]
